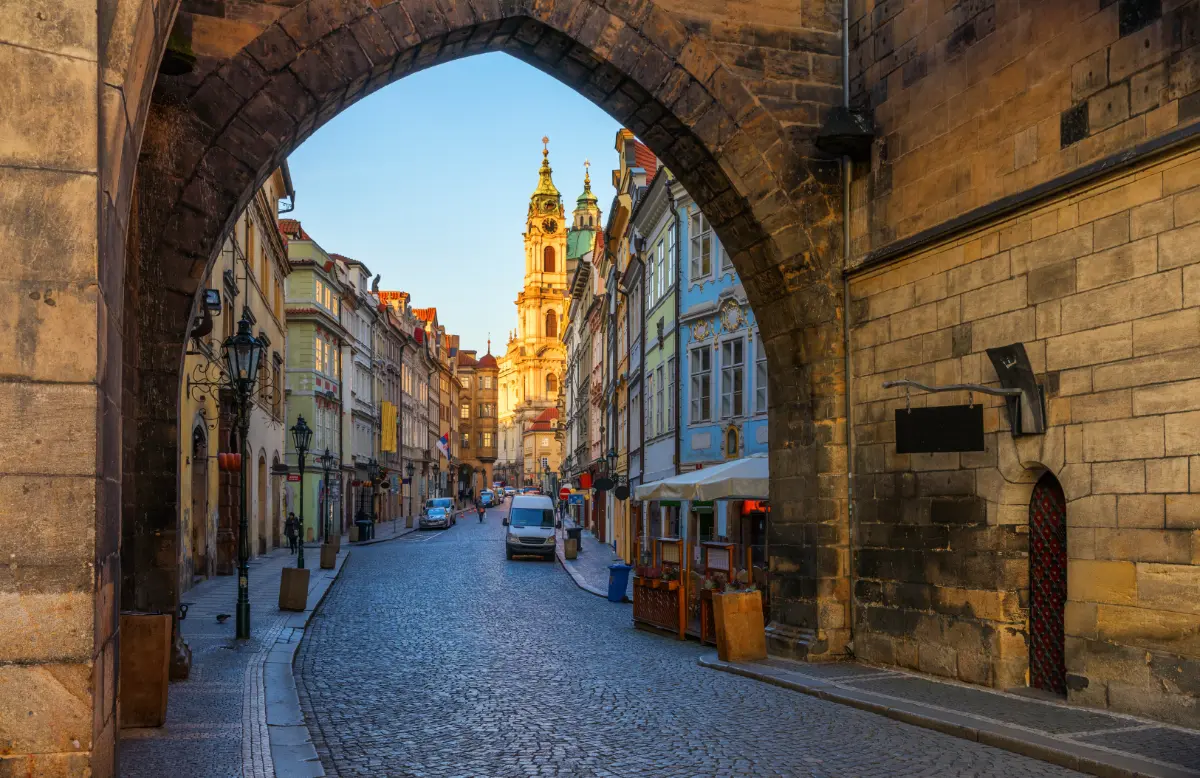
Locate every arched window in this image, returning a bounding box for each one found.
[543,246,556,273]
[545,309,557,338]
[547,374,558,394]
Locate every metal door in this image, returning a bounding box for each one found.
[1029,472,1067,695]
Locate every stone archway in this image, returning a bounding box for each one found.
[3,0,847,773]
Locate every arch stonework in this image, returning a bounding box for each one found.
[3,0,846,773]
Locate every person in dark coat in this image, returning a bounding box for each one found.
[285,512,298,553]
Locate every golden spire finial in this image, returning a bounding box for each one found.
[584,159,591,186]
[542,136,550,158]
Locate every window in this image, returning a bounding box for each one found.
[461,376,470,391]
[690,345,712,423]
[483,376,493,389]
[315,279,324,308]
[667,225,675,287]
[272,363,282,418]
[478,403,494,418]
[720,338,745,418]
[690,211,714,282]
[655,240,666,301]
[545,309,557,339]
[462,432,470,449]
[541,437,549,447]
[646,248,656,306]
[754,332,768,414]
[460,403,470,419]
[666,356,675,431]
[655,365,664,435]
[645,372,654,438]
[546,374,557,394]
[480,432,493,448]
[720,244,733,273]
[543,245,556,273]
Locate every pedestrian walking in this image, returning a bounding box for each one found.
[285,512,298,554]
[475,497,485,523]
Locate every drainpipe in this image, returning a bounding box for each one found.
[841,0,858,656]
[670,185,682,479]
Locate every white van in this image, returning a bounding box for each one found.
[503,494,558,560]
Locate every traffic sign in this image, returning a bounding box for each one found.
[286,474,301,482]
[559,486,570,501]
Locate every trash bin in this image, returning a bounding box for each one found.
[607,563,632,603]
[354,519,371,543]
[566,526,582,548]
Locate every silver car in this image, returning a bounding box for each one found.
[503,494,559,560]
[420,506,450,530]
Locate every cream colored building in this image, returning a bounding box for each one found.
[179,166,293,591]
[498,140,570,487]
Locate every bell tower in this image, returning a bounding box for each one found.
[518,137,568,344]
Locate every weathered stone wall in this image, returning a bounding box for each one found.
[850,0,1200,253]
[848,142,1200,725]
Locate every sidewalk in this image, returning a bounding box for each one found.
[701,655,1200,778]
[120,522,421,778]
[555,522,633,601]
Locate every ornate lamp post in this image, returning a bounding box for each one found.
[405,461,415,517]
[318,448,336,541]
[606,448,617,476]
[367,458,380,538]
[290,416,312,570]
[432,462,440,498]
[223,318,265,640]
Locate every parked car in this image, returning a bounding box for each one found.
[503,494,559,560]
[424,497,455,525]
[480,489,495,507]
[420,506,451,530]
[504,487,516,497]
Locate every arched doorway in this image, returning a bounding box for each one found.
[191,425,209,580]
[1028,471,1067,695]
[258,455,268,555]
[272,454,282,549]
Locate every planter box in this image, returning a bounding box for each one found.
[348,526,359,543]
[564,537,578,559]
[632,576,685,639]
[119,612,172,728]
[327,535,341,553]
[712,590,767,662]
[279,566,310,611]
[319,543,337,570]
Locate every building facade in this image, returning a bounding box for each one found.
[457,347,499,498]
[179,167,292,591]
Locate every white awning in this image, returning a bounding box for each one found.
[633,454,769,502]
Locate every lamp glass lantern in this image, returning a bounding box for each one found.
[606,448,616,474]
[291,416,313,453]
[224,318,264,394]
[405,462,415,478]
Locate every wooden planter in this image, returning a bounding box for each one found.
[712,590,767,662]
[279,566,310,611]
[118,612,172,728]
[319,542,337,570]
[632,576,685,639]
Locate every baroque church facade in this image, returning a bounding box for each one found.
[497,140,600,487]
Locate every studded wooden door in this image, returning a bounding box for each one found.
[1029,472,1067,695]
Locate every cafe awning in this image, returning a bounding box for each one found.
[633,454,768,502]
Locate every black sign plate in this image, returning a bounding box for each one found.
[895,405,985,454]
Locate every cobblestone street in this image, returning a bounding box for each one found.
[295,506,1082,778]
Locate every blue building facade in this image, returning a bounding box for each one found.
[676,192,769,474]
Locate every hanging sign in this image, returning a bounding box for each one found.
[286,474,301,482]
[568,494,585,506]
[895,404,985,454]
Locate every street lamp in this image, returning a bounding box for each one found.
[224,318,265,641]
[405,461,415,517]
[432,462,440,498]
[367,458,380,538]
[318,448,336,541]
[290,416,312,573]
[606,447,617,475]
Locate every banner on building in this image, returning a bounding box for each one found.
[381,402,397,452]
[436,433,450,458]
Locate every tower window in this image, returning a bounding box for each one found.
[543,246,556,273]
[547,374,558,394]
[545,309,557,338]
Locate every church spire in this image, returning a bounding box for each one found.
[529,136,562,221]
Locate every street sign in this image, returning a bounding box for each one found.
[568,494,584,506]
[559,486,570,500]
[286,474,300,482]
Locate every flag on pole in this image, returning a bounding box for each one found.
[436,433,450,458]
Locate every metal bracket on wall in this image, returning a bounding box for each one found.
[881,343,1046,436]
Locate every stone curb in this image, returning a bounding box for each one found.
[697,656,1200,778]
[554,538,608,598]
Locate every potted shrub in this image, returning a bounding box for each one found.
[712,578,766,662]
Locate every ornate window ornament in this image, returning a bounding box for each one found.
[719,299,746,333]
[691,319,713,342]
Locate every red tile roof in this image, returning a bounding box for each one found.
[457,352,477,367]
[633,141,657,177]
[477,353,498,369]
[535,407,559,422]
[278,219,310,240]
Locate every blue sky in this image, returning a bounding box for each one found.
[287,52,621,354]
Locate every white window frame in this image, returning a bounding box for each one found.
[689,345,712,424]
[720,336,746,420]
[666,356,675,431]
[754,331,768,415]
[655,364,665,435]
[689,211,714,283]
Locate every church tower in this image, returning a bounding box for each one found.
[497,138,570,486]
[566,160,602,281]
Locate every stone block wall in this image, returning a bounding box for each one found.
[849,0,1200,253]
[848,142,1200,726]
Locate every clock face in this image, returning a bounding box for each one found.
[542,218,557,233]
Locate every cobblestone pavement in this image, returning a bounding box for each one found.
[295,506,1082,777]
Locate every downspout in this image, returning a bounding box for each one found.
[670,185,682,479]
[841,0,858,657]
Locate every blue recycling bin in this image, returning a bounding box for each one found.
[607,563,632,603]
